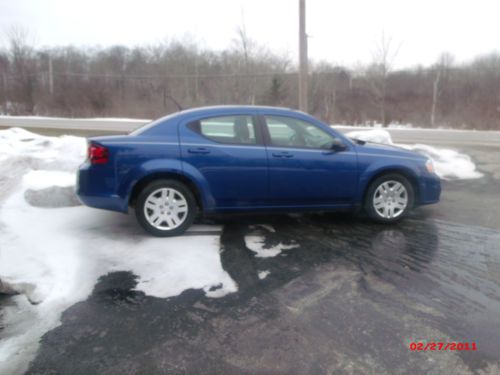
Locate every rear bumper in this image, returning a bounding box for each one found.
[417,173,441,205]
[77,162,128,213]
[77,192,127,213]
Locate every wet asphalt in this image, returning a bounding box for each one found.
[4,145,500,375]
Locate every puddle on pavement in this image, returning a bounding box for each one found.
[220,214,500,371]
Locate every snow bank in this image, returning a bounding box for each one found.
[401,144,483,180]
[0,128,236,374]
[23,170,75,189]
[345,129,394,145]
[346,129,483,180]
[0,127,86,168]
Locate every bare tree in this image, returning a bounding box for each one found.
[367,32,401,125]
[430,52,454,127]
[0,51,9,110]
[6,26,37,114]
[2,26,500,130]
[233,9,258,104]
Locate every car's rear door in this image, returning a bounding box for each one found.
[179,112,268,210]
[261,114,358,206]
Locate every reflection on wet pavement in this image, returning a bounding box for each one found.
[26,215,500,374]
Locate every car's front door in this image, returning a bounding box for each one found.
[262,114,358,206]
[179,113,268,210]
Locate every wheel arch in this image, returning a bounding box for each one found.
[128,172,204,211]
[360,167,420,209]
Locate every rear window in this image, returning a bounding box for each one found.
[129,113,178,136]
[188,115,257,145]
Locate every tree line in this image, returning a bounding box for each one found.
[1,27,499,129]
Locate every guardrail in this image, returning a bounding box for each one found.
[0,116,149,132]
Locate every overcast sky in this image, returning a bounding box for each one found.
[1,0,499,69]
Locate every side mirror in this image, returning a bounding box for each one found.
[331,139,347,152]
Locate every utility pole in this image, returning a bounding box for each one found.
[48,57,54,96]
[2,73,7,104]
[194,54,199,103]
[298,0,308,112]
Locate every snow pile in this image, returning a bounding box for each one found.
[401,144,483,180]
[0,127,86,167]
[387,123,414,129]
[0,128,236,375]
[345,129,394,145]
[23,170,75,188]
[346,129,483,180]
[244,225,299,258]
[1,173,235,302]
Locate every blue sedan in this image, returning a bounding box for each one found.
[77,106,441,236]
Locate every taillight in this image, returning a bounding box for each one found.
[88,143,109,164]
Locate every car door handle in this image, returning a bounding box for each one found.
[272,152,294,158]
[188,147,210,155]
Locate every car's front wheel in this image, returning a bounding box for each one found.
[135,179,197,236]
[364,174,414,223]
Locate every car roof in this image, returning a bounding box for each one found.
[172,105,307,118]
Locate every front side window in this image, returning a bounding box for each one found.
[187,115,257,145]
[265,116,336,149]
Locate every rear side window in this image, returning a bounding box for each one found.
[187,115,257,145]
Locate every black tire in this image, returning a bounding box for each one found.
[364,173,415,223]
[135,179,197,237]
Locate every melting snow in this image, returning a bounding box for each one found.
[345,129,393,145]
[401,144,483,180]
[258,270,271,280]
[0,128,236,375]
[244,226,299,258]
[346,129,483,180]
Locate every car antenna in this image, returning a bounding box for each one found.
[167,95,183,111]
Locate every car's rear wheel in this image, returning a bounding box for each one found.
[364,174,414,223]
[135,179,197,236]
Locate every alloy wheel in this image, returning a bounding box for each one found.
[143,187,189,230]
[372,180,408,219]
